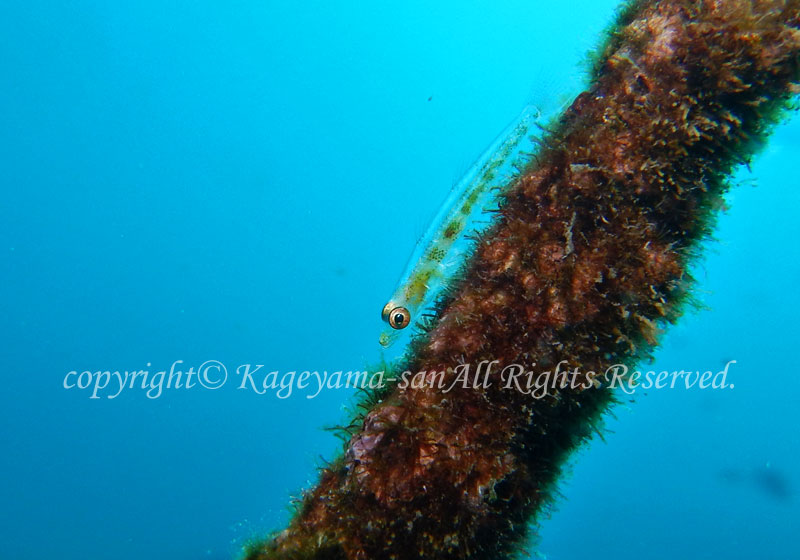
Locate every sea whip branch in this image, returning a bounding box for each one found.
[244,1,800,558]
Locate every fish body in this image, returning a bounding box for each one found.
[380,105,541,347]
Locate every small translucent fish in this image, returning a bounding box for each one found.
[380,105,542,347]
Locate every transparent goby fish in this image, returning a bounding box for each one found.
[380,105,543,348]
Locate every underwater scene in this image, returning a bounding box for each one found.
[2,1,798,559]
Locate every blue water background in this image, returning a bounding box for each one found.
[1,1,798,558]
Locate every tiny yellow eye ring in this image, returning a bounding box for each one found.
[382,304,411,330]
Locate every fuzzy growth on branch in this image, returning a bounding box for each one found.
[244,1,800,559]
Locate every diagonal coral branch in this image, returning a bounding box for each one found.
[244,1,800,559]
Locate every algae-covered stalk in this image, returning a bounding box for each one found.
[244,1,800,559]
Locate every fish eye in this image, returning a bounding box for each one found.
[382,303,411,330]
[389,307,410,330]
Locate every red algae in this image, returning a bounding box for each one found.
[244,1,800,559]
